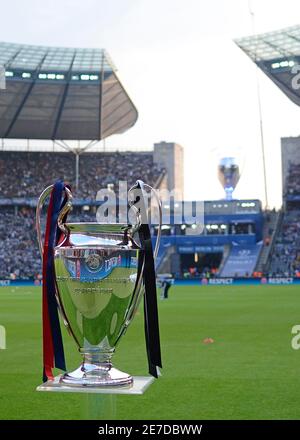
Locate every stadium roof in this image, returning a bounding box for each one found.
[0,42,138,140]
[235,25,300,106]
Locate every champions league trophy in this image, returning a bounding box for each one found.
[36,180,162,388]
[218,157,240,200]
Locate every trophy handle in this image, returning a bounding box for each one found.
[36,184,73,257]
[129,180,162,261]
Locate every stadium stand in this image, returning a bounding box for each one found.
[0,208,40,279]
[285,163,300,198]
[1,144,290,281]
[0,208,110,279]
[265,138,300,277]
[0,151,164,199]
[268,211,300,277]
[253,209,280,275]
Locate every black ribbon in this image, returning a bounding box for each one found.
[132,180,162,378]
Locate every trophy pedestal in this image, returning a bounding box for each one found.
[36,374,154,394]
[37,375,155,420]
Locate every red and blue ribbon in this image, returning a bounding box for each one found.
[42,180,68,382]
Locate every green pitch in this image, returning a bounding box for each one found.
[1,284,300,420]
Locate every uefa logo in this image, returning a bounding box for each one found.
[238,249,251,257]
[85,253,104,273]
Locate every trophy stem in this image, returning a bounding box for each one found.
[81,348,114,365]
[60,348,133,388]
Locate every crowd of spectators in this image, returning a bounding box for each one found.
[268,211,300,277]
[0,208,41,279]
[285,163,300,197]
[0,151,164,199]
[0,208,107,279]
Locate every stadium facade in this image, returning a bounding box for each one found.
[157,198,265,279]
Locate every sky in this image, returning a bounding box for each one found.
[1,0,300,207]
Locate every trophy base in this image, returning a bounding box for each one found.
[37,375,154,394]
[60,363,133,388]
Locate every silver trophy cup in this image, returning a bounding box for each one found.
[36,183,161,387]
[218,157,240,200]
